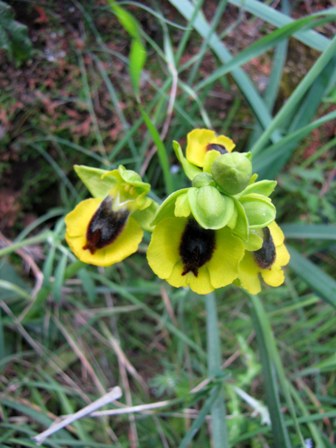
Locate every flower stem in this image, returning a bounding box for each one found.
[205,292,229,447]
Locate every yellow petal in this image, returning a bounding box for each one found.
[65,198,101,237]
[238,252,262,294]
[167,260,189,289]
[147,218,185,280]
[65,199,143,267]
[269,221,285,245]
[208,228,244,288]
[275,243,290,267]
[186,129,216,167]
[188,265,214,294]
[211,135,235,152]
[167,261,214,295]
[261,267,285,287]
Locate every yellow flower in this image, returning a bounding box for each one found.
[186,129,235,168]
[65,196,143,267]
[238,222,290,294]
[147,217,244,295]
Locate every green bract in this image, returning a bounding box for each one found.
[211,152,252,195]
[188,186,235,229]
[240,194,276,228]
[172,140,201,180]
[74,164,157,229]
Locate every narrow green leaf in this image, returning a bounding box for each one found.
[129,38,147,96]
[205,293,228,448]
[228,0,332,51]
[252,35,336,155]
[253,110,336,175]
[179,385,222,448]
[288,246,336,308]
[283,224,336,240]
[197,12,335,90]
[250,296,292,448]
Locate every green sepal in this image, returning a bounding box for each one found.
[132,201,159,231]
[240,194,276,228]
[188,186,234,229]
[244,229,263,251]
[239,179,277,197]
[203,150,221,173]
[74,165,114,198]
[152,188,189,225]
[102,165,151,210]
[175,192,191,217]
[173,140,201,180]
[192,172,215,188]
[228,198,248,241]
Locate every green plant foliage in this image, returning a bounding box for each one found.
[1,1,336,447]
[0,0,32,62]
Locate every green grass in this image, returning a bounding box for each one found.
[1,1,335,447]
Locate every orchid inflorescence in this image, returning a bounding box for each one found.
[65,129,290,295]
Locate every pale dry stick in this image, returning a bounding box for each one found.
[92,399,172,417]
[54,317,107,396]
[140,63,178,177]
[33,387,122,445]
[161,286,178,326]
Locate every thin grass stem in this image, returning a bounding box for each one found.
[205,292,229,448]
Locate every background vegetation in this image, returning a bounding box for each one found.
[0,1,335,447]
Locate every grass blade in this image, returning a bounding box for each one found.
[205,292,228,448]
[252,35,336,155]
[250,295,292,448]
[228,0,332,51]
[283,224,336,240]
[288,246,336,308]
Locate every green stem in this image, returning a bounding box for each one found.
[205,292,229,447]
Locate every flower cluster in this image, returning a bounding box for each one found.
[65,129,290,295]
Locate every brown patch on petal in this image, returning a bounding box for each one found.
[253,227,276,269]
[83,196,128,254]
[206,143,228,154]
[179,219,215,277]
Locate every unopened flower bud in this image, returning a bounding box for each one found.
[211,153,252,195]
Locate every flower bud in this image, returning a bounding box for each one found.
[211,153,252,195]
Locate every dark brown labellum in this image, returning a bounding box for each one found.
[253,227,276,269]
[179,219,216,277]
[206,143,228,154]
[83,196,128,254]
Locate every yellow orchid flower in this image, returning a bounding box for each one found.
[186,128,235,168]
[238,221,290,294]
[65,196,143,267]
[147,216,244,295]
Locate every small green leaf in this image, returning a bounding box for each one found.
[153,189,189,225]
[130,39,147,96]
[175,192,191,217]
[240,194,276,228]
[229,199,248,241]
[188,186,235,229]
[240,180,277,197]
[74,165,114,198]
